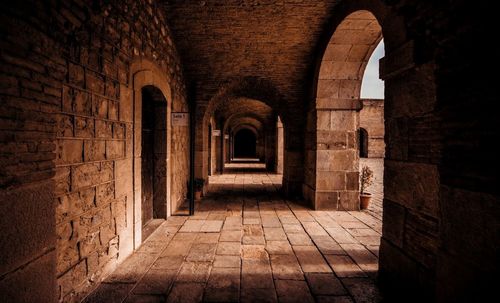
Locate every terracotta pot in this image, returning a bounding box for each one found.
[360,193,372,210]
[195,190,202,200]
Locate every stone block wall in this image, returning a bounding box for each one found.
[0,1,188,302]
[360,99,385,158]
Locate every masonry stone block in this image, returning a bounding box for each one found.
[96,182,115,207]
[0,181,55,276]
[95,120,113,139]
[56,114,74,137]
[317,131,347,150]
[58,260,87,300]
[84,140,106,162]
[68,62,84,87]
[92,95,108,119]
[382,199,406,248]
[75,116,94,138]
[0,250,56,303]
[106,140,125,159]
[316,171,345,191]
[74,90,92,116]
[86,71,105,95]
[385,161,439,217]
[115,159,133,198]
[316,110,331,130]
[71,163,100,189]
[346,172,359,190]
[109,100,119,120]
[330,111,356,131]
[317,79,340,99]
[56,139,83,164]
[315,191,339,210]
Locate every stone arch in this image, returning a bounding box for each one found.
[224,112,267,134]
[233,124,260,137]
[307,0,440,298]
[203,77,288,125]
[196,77,288,187]
[129,59,173,248]
[304,8,386,211]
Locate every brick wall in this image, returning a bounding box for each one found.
[0,1,189,302]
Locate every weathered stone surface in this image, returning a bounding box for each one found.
[166,283,204,303]
[217,242,241,256]
[220,230,242,242]
[293,245,332,273]
[176,262,211,283]
[305,273,347,295]
[213,255,241,268]
[325,255,366,278]
[133,269,176,295]
[275,280,314,303]
[186,243,217,262]
[270,254,304,280]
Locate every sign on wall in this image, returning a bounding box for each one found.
[171,113,189,126]
[224,135,229,139]
[212,130,221,136]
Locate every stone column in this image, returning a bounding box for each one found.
[314,104,360,210]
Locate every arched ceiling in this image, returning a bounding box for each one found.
[162,0,344,126]
[215,97,274,122]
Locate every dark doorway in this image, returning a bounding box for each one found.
[359,128,368,158]
[234,128,257,158]
[141,86,167,240]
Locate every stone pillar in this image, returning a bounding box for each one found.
[282,127,303,197]
[265,127,276,170]
[276,119,284,174]
[314,103,361,210]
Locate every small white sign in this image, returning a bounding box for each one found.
[224,135,229,139]
[172,113,189,126]
[212,130,221,136]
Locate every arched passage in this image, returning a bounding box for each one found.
[306,1,441,299]
[196,77,299,195]
[305,9,382,210]
[233,128,257,158]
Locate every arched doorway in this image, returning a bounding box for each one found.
[141,85,168,240]
[359,128,369,158]
[306,2,440,299]
[305,10,383,210]
[234,128,257,159]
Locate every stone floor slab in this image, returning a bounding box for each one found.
[305,273,347,296]
[86,165,383,303]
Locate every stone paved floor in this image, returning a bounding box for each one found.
[85,162,383,303]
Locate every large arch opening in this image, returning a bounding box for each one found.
[195,77,299,197]
[306,2,440,300]
[198,93,286,198]
[140,85,168,240]
[305,10,383,211]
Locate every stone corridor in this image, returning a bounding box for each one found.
[85,163,382,303]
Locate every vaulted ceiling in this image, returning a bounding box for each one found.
[162,0,342,124]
